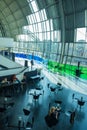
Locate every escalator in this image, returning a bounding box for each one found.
[0,54,22,69]
[0,54,26,77]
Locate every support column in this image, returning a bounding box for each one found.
[12,53,15,61]
[25,60,28,67]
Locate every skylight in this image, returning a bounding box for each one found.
[35,12,40,22]
[40,9,47,21]
[31,0,39,12]
[27,9,47,24]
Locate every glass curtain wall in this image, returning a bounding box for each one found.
[13,0,61,60]
[12,0,87,79]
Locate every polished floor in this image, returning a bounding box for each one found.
[0,67,87,130]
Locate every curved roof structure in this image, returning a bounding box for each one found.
[0,0,31,39]
[0,0,87,65]
[0,0,86,40]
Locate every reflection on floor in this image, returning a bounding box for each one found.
[0,68,87,130]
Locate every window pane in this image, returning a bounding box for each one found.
[51,42,58,53]
[38,23,42,32]
[46,20,50,31]
[40,9,47,21]
[31,1,39,12]
[68,43,73,55]
[50,19,53,31]
[64,43,68,55]
[46,32,50,40]
[58,43,62,54]
[41,21,46,32]
[35,12,40,22]
[76,28,86,42]
[50,54,57,61]
[38,33,43,41]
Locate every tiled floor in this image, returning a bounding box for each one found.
[0,67,87,130]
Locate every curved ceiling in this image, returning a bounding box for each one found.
[0,0,87,41]
[0,0,31,40]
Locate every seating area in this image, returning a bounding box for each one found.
[0,74,22,97]
[0,0,87,129]
[0,74,14,83]
[0,67,87,130]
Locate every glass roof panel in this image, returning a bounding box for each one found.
[35,12,40,22]
[40,9,47,21]
[45,20,50,31]
[31,0,39,12]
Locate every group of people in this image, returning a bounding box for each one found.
[49,106,61,120]
[45,103,77,128]
[45,105,61,127]
[1,74,26,94]
[1,75,20,84]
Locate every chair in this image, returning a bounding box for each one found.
[58,87,63,91]
[33,95,39,100]
[50,87,56,92]
[75,97,85,110]
[49,87,57,97]
[23,108,33,129]
[47,83,50,88]
[70,111,75,124]
[35,85,43,91]
[57,83,61,86]
[23,108,30,116]
[55,100,62,104]
[78,100,85,110]
[39,76,44,81]
[26,116,34,130]
[30,92,42,101]
[33,94,42,104]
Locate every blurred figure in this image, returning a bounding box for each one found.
[30,59,34,70]
[49,106,59,120]
[72,93,75,102]
[12,75,21,93]
[1,78,8,84]
[70,110,76,124]
[45,106,61,128]
[72,93,75,100]
[21,75,26,91]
